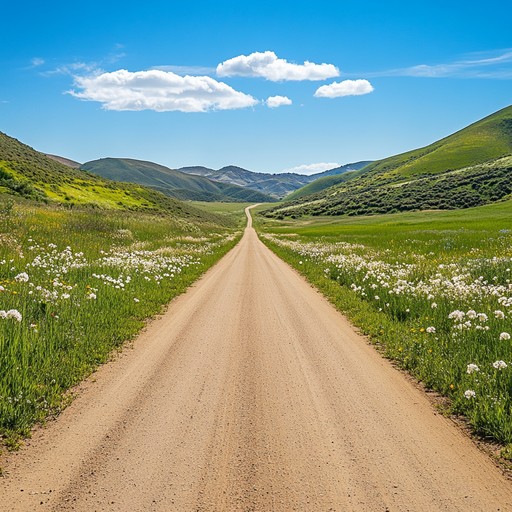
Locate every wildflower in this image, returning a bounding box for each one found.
[466,310,477,319]
[448,310,465,321]
[467,363,479,374]
[500,332,511,341]
[431,302,438,309]
[14,272,29,282]
[464,390,476,399]
[494,310,505,319]
[493,360,508,370]
[426,326,436,334]
[87,292,97,300]
[477,313,488,322]
[1,309,23,322]
[134,298,140,303]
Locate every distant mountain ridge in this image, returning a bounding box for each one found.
[179,161,371,199]
[81,158,274,203]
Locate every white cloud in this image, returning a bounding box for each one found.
[31,57,45,67]
[266,95,292,108]
[314,79,374,98]
[359,49,512,79]
[217,51,339,81]
[281,162,340,175]
[68,69,259,113]
[152,65,217,76]
[393,49,512,78]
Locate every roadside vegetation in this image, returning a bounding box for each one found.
[0,197,241,446]
[255,200,512,445]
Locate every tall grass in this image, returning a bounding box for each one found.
[0,200,240,443]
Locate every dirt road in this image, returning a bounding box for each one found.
[2,206,511,511]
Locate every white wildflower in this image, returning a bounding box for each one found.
[494,310,505,319]
[5,309,22,322]
[426,326,436,333]
[466,363,479,374]
[500,332,511,341]
[464,390,476,399]
[493,360,508,370]
[14,272,29,282]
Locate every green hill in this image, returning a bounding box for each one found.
[263,105,512,218]
[0,132,227,222]
[82,158,274,203]
[284,171,358,201]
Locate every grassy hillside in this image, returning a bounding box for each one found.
[0,132,228,220]
[312,160,372,179]
[284,171,358,201]
[82,158,274,203]
[366,105,512,179]
[264,105,512,218]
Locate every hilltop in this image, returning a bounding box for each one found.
[263,105,512,218]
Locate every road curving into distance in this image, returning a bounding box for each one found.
[1,205,511,511]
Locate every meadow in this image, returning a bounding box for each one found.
[255,200,512,446]
[0,198,240,445]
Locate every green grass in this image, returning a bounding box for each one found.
[189,201,253,226]
[255,200,512,444]
[0,197,241,445]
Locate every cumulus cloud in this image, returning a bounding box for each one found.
[217,51,339,81]
[281,162,340,175]
[266,95,292,108]
[314,79,374,98]
[68,69,259,112]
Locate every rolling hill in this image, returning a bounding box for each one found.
[263,105,512,218]
[284,161,372,201]
[82,158,274,203]
[0,132,229,222]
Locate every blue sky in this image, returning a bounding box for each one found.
[1,0,511,174]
